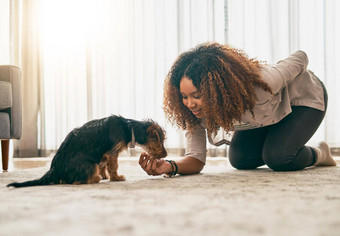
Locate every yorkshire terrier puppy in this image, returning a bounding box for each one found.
[7,115,167,188]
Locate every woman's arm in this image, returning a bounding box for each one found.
[263,50,309,95]
[139,152,205,176]
[175,156,205,174]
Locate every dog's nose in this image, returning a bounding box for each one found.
[161,149,168,158]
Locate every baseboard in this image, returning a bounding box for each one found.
[14,149,55,158]
[13,147,340,158]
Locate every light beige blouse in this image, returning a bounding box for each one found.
[184,50,326,163]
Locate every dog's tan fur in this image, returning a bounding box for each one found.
[99,141,127,182]
[96,124,168,183]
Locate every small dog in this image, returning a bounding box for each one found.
[7,115,167,188]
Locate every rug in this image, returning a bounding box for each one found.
[1,158,340,236]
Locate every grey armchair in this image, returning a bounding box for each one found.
[0,65,22,170]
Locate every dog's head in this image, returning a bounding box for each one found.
[144,122,167,159]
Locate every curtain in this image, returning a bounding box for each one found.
[0,0,10,64]
[10,0,226,156]
[9,0,44,157]
[226,0,340,147]
[6,0,340,157]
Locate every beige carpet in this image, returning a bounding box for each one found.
[1,157,340,236]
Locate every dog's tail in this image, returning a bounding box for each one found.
[7,167,57,188]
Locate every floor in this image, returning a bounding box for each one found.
[4,155,340,172]
[2,155,340,236]
[4,156,230,172]
[7,157,53,171]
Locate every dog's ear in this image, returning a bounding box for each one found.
[153,129,161,143]
[146,125,160,142]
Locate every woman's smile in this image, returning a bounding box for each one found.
[180,76,204,118]
[191,109,202,116]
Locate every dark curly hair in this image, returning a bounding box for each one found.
[163,42,273,136]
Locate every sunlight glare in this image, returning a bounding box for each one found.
[39,0,96,52]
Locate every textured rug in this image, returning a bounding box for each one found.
[1,157,340,236]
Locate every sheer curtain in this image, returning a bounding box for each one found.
[227,0,340,148]
[6,0,340,156]
[12,0,226,156]
[0,0,10,64]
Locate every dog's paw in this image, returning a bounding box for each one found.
[110,174,126,181]
[100,174,109,180]
[99,169,109,179]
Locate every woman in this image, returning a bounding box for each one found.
[139,42,336,176]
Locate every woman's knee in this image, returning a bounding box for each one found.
[262,151,295,171]
[228,147,247,169]
[229,157,250,170]
[228,153,263,170]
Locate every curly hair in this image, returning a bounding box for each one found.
[163,42,273,137]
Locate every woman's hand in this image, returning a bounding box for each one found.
[139,152,171,176]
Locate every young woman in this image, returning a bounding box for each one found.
[139,42,336,176]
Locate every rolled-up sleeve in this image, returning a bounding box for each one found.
[184,124,207,163]
[265,50,309,94]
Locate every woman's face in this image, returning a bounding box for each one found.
[180,76,203,118]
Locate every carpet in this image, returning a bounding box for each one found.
[1,157,340,236]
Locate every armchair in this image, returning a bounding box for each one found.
[0,65,22,170]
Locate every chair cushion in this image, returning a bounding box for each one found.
[0,81,12,109]
[0,112,10,138]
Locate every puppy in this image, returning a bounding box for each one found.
[7,115,167,188]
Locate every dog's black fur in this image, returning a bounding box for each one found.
[7,115,167,188]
